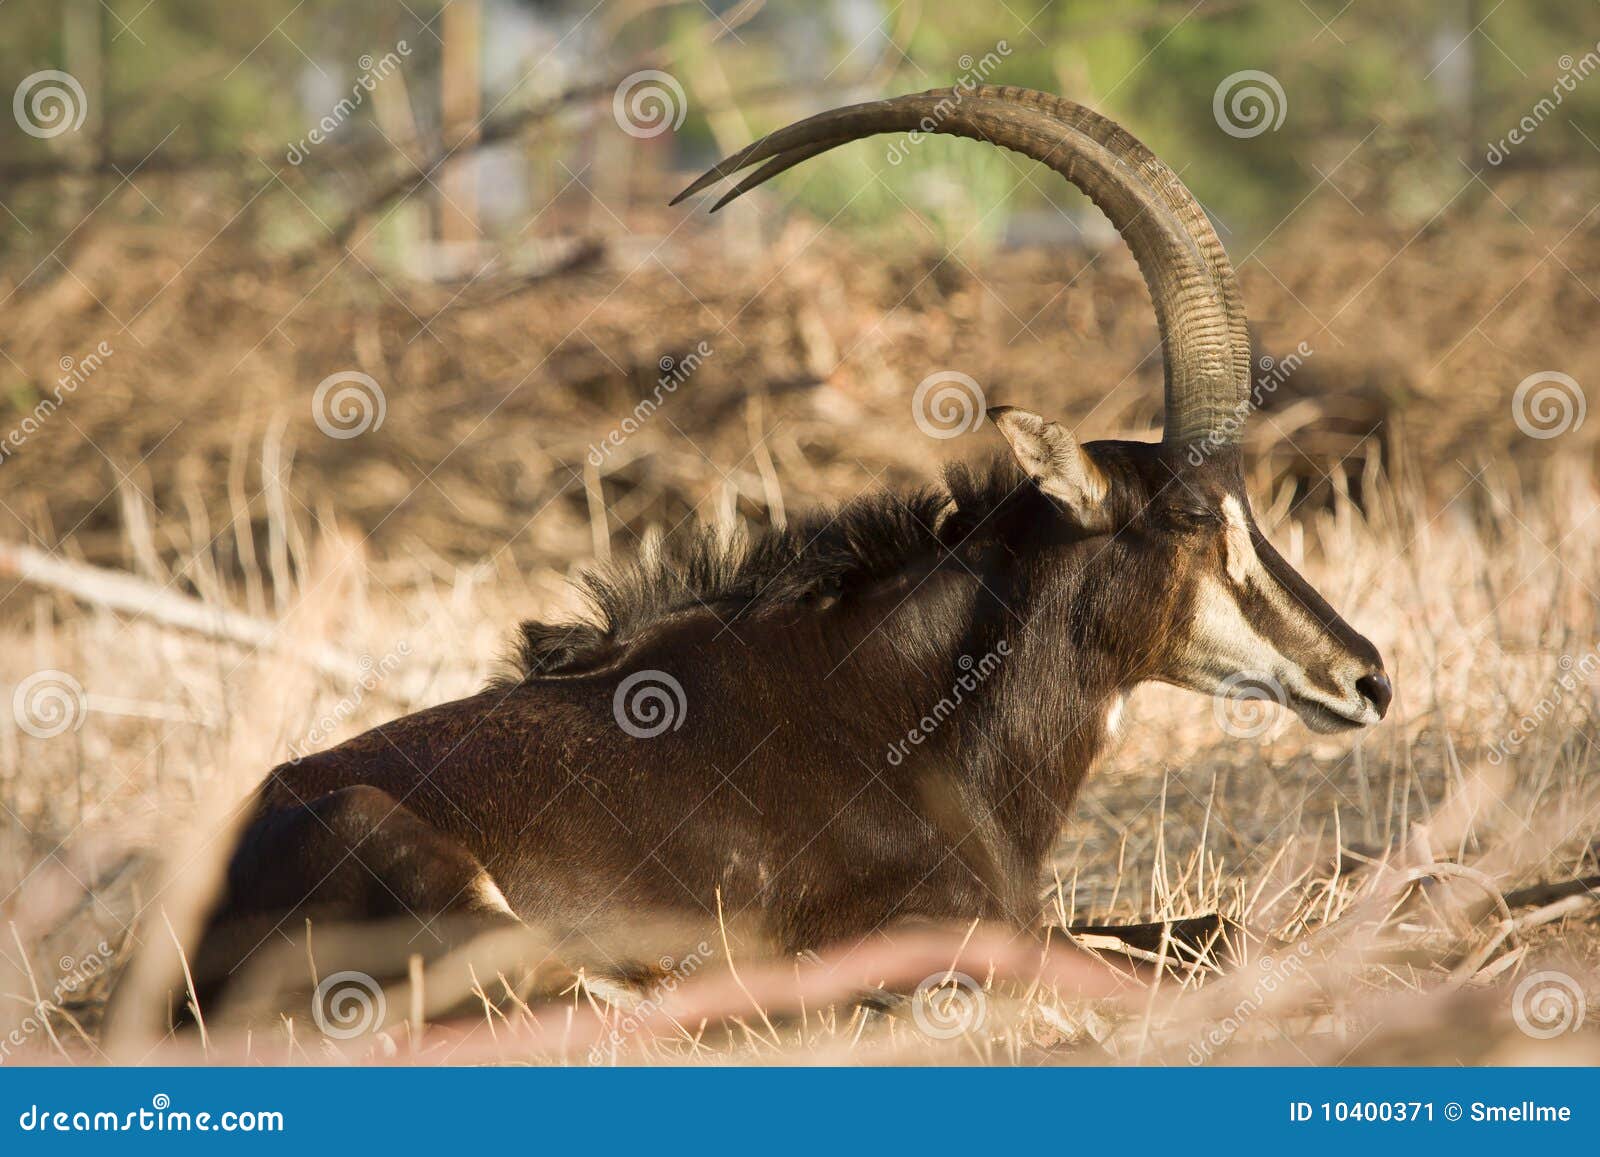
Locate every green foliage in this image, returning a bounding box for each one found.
[1,0,1596,245]
[753,132,1019,253]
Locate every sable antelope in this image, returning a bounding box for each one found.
[189,86,1390,1011]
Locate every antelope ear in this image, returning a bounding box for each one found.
[988,406,1110,527]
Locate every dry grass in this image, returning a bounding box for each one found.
[2,206,1599,1066]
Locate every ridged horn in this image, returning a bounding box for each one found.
[672,85,1250,448]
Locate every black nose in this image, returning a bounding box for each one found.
[1355,672,1392,719]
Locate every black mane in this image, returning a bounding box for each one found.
[497,457,1043,682]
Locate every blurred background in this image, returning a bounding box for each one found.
[1,0,1596,574]
[1,0,1598,1064]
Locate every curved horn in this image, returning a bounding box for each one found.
[673,86,1249,447]
[1002,89,1253,424]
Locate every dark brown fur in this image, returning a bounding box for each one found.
[191,442,1358,1006]
[179,84,1398,1019]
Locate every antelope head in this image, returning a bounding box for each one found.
[676,85,1390,733]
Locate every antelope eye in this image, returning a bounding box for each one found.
[1169,506,1221,530]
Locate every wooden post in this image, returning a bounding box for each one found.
[439,0,483,248]
[63,0,102,156]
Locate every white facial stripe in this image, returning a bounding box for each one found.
[1220,495,1254,586]
[1193,507,1318,687]
[1218,496,1308,631]
[1217,499,1331,651]
[1163,496,1379,731]
[1186,569,1374,729]
[1189,574,1278,676]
